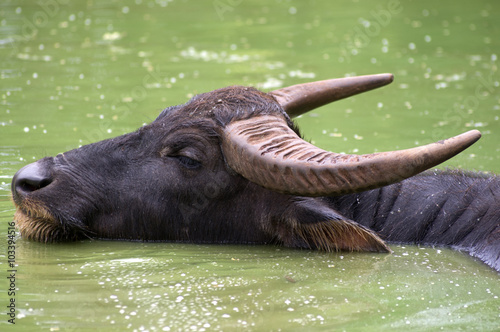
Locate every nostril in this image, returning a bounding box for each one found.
[18,177,52,192]
[12,162,53,196]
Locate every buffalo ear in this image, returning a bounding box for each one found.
[277,198,391,253]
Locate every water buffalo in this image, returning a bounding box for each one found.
[11,74,500,272]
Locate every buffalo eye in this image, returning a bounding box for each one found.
[174,155,202,169]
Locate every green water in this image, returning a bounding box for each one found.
[1,0,499,330]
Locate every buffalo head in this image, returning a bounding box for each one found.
[11,74,481,253]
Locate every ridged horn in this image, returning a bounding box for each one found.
[269,73,394,118]
[221,115,481,196]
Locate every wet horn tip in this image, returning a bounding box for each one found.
[270,73,395,118]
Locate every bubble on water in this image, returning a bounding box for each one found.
[103,31,123,41]
[122,6,130,14]
[23,127,29,133]
[289,7,297,15]
[409,43,416,50]
[424,35,431,42]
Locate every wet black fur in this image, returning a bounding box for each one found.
[11,86,500,272]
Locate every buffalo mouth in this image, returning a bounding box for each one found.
[13,200,89,243]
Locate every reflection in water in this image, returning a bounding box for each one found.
[8,239,500,331]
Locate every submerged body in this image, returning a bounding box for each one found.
[11,74,499,272]
[331,170,500,271]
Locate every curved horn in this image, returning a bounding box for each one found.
[221,115,481,196]
[269,73,394,117]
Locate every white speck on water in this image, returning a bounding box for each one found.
[222,313,231,318]
[122,6,130,14]
[382,46,388,53]
[424,35,432,42]
[69,14,76,21]
[79,73,84,79]
[23,127,29,133]
[377,102,383,109]
[409,42,416,50]
[33,72,38,79]
[435,82,448,89]
[492,54,497,61]
[289,7,297,14]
